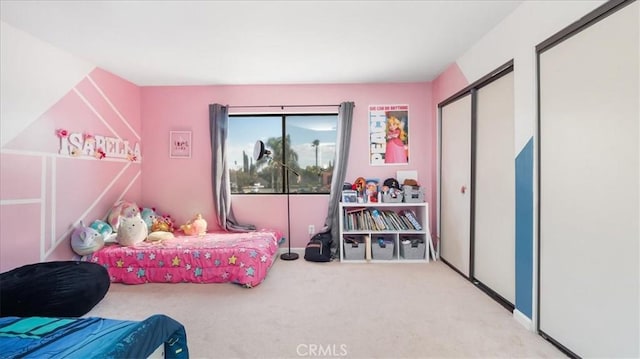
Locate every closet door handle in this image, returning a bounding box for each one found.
[460,185,467,194]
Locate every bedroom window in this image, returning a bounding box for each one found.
[228,114,337,194]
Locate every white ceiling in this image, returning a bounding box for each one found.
[0,0,522,86]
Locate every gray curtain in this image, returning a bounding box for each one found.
[320,101,354,258]
[209,103,255,232]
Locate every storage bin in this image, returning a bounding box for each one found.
[343,236,365,260]
[371,236,395,260]
[381,191,403,203]
[400,237,426,260]
[402,185,425,203]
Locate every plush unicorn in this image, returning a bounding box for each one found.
[71,220,105,256]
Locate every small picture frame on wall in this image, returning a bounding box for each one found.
[169,131,192,158]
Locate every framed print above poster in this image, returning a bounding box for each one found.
[369,104,409,165]
[169,131,192,158]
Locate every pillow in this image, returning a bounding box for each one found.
[0,261,110,317]
[147,231,174,242]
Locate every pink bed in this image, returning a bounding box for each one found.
[84,229,283,287]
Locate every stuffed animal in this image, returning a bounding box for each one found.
[191,214,207,235]
[151,214,175,233]
[140,207,158,232]
[107,200,140,231]
[71,220,105,256]
[103,232,118,244]
[180,223,197,235]
[147,231,174,242]
[116,213,148,246]
[180,214,208,235]
[89,219,113,238]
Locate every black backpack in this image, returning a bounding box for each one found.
[304,232,333,262]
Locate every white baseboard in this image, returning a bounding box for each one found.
[513,309,534,331]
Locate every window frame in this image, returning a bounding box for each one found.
[228,112,338,195]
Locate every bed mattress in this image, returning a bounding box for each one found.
[84,229,283,287]
[0,314,188,359]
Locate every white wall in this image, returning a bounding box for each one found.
[0,21,94,147]
[455,0,606,153]
[445,0,607,331]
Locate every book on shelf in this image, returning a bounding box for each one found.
[344,206,424,231]
[400,209,422,230]
[368,208,387,230]
[384,210,404,230]
[378,210,393,230]
[381,210,398,230]
[394,211,407,230]
[363,211,371,230]
[346,207,366,214]
[399,215,414,230]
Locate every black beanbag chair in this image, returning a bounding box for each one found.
[0,261,110,317]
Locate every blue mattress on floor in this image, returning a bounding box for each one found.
[0,314,188,358]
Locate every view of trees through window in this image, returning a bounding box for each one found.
[228,114,338,194]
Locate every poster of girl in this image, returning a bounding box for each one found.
[368,104,409,165]
[384,112,408,164]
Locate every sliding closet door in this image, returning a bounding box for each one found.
[440,94,472,277]
[474,71,515,305]
[539,1,639,357]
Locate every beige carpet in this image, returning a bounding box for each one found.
[87,252,565,359]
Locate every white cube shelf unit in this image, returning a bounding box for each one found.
[339,202,434,263]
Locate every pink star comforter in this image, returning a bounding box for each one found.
[84,229,283,287]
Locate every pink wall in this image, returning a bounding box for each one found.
[2,70,444,270]
[432,63,469,106]
[140,83,434,248]
[0,68,142,272]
